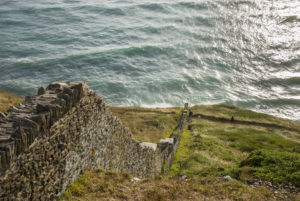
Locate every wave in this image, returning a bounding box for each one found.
[0,6,66,15]
[137,3,169,13]
[121,45,175,58]
[263,77,300,86]
[137,25,178,35]
[140,103,174,108]
[74,5,126,16]
[270,57,300,68]
[0,19,31,27]
[226,98,300,108]
[0,43,177,65]
[175,2,208,11]
[1,4,125,16]
[280,16,300,24]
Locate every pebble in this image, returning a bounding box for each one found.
[131,177,140,182]
[181,175,187,180]
[223,175,232,180]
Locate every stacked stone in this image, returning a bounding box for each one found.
[0,82,88,200]
[0,82,86,174]
[157,103,188,174]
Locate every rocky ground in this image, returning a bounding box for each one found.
[246,178,299,200]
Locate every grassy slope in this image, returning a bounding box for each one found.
[61,169,276,201]
[109,106,182,143]
[62,105,300,201]
[1,91,298,200]
[170,105,300,186]
[0,90,24,112]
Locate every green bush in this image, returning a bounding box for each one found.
[240,149,300,187]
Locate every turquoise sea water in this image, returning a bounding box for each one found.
[0,0,299,120]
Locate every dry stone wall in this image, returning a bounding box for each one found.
[0,82,187,200]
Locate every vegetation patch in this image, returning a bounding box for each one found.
[109,106,182,142]
[170,105,300,188]
[190,105,300,138]
[61,170,280,201]
[208,127,300,153]
[0,90,24,112]
[240,149,300,187]
[169,128,241,179]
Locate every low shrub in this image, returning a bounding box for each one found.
[240,149,300,187]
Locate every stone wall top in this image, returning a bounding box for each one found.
[0,81,89,173]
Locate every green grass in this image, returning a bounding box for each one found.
[170,105,300,188]
[240,150,300,187]
[208,127,300,153]
[64,174,89,197]
[190,105,300,136]
[169,128,241,178]
[61,169,132,201]
[61,169,279,201]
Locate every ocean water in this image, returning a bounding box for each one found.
[0,0,299,120]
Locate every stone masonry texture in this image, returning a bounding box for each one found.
[0,82,187,200]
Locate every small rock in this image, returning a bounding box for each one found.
[181,175,187,180]
[274,191,278,194]
[131,177,140,182]
[38,87,46,95]
[0,112,6,118]
[223,175,232,180]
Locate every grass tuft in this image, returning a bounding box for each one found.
[0,90,24,112]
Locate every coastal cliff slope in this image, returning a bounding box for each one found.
[0,88,299,200]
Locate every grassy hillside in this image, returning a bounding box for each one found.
[0,90,24,112]
[170,105,300,187]
[1,90,299,200]
[62,104,300,201]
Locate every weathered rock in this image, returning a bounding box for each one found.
[37,87,46,96]
[0,112,6,119]
[24,96,32,103]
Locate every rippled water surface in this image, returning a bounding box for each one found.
[0,0,299,120]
